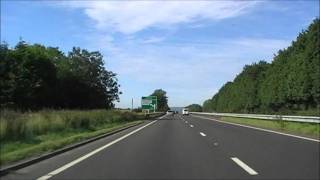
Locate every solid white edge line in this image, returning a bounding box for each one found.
[231,157,258,175]
[200,132,206,136]
[192,115,320,142]
[36,119,159,180]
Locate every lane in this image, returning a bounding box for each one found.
[37,120,159,180]
[4,112,317,179]
[182,114,320,179]
[50,114,249,179]
[192,114,319,142]
[2,118,165,180]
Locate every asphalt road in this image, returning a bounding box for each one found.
[2,114,319,180]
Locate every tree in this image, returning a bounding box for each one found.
[3,42,58,109]
[0,41,121,110]
[186,104,202,112]
[57,47,120,109]
[150,89,169,111]
[0,42,16,108]
[202,18,319,115]
[202,99,213,112]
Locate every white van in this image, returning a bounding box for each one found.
[182,108,189,115]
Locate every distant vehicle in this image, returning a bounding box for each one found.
[182,108,189,115]
[166,110,174,115]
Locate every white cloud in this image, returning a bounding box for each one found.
[58,1,259,34]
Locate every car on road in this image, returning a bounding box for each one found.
[182,108,189,115]
[166,110,174,115]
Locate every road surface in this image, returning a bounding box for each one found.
[2,114,319,179]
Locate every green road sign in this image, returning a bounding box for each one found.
[141,96,157,112]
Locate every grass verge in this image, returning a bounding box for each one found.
[0,109,153,166]
[220,116,320,139]
[0,121,141,166]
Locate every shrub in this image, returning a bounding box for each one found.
[0,109,142,142]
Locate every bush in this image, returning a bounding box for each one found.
[0,109,143,142]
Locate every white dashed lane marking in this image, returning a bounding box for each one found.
[231,157,258,175]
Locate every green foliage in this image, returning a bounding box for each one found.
[186,104,202,112]
[202,99,214,112]
[133,107,142,113]
[0,42,120,110]
[0,119,142,165]
[150,89,169,111]
[0,109,144,142]
[203,18,320,115]
[221,116,319,138]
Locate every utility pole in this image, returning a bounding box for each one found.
[131,98,133,112]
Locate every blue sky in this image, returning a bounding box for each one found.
[1,0,319,108]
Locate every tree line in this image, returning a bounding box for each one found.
[203,18,319,115]
[0,41,121,110]
[186,104,202,112]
